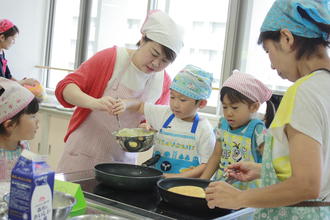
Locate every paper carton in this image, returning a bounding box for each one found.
[8,150,55,220]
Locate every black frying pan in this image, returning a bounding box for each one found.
[95,156,162,191]
[157,178,232,214]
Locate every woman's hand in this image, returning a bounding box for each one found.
[205,181,242,209]
[226,161,261,182]
[112,98,126,115]
[90,96,117,112]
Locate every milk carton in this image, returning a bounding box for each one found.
[8,150,54,220]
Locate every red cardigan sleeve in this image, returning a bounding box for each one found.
[55,47,117,107]
[155,71,171,105]
[55,47,117,142]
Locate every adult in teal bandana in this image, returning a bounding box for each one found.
[261,0,330,40]
[204,0,330,219]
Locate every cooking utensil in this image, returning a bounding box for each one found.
[3,191,76,220]
[114,96,121,128]
[95,163,163,191]
[141,154,161,167]
[222,171,238,184]
[157,178,231,214]
[70,214,130,220]
[112,128,157,152]
[222,158,241,184]
[115,114,121,128]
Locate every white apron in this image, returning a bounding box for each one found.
[57,51,163,173]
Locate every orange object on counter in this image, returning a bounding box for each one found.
[23,83,44,100]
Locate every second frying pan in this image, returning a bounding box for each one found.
[157,178,232,214]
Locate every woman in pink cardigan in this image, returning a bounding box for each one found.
[55,10,184,173]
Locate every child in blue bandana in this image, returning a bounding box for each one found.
[118,64,215,178]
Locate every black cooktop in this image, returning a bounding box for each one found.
[75,178,235,220]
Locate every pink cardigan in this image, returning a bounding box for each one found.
[55,46,171,142]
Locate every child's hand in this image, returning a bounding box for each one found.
[138,122,154,131]
[225,161,261,182]
[164,173,178,178]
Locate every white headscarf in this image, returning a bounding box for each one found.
[140,10,184,55]
[0,78,34,124]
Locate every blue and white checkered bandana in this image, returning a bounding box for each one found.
[170,65,213,100]
[261,0,330,41]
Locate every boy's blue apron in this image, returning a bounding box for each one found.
[152,113,200,173]
[254,72,330,219]
[214,118,263,190]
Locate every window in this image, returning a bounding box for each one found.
[46,0,149,89]
[46,0,230,113]
[44,0,297,114]
[156,0,230,111]
[87,0,148,57]
[46,0,80,89]
[240,0,292,94]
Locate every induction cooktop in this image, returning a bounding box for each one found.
[74,178,235,220]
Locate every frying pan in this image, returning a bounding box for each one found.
[94,155,162,191]
[157,178,232,214]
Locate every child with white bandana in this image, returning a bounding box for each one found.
[120,65,215,178]
[0,78,39,181]
[55,10,184,173]
[200,70,274,190]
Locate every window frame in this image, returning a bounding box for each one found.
[43,0,278,115]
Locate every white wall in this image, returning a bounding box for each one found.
[0,0,48,82]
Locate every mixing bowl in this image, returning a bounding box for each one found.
[0,202,7,220]
[3,191,76,220]
[53,191,76,220]
[112,128,157,152]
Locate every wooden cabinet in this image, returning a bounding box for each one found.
[29,107,219,169]
[47,114,70,169]
[29,107,71,170]
[29,113,42,154]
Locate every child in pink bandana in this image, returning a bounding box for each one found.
[200,70,275,190]
[0,78,39,181]
[0,19,39,87]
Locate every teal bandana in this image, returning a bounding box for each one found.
[170,65,213,100]
[261,0,330,40]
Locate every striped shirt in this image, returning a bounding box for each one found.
[0,141,28,181]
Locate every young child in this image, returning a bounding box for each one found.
[0,19,39,87]
[200,70,274,189]
[0,78,39,181]
[120,65,215,178]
